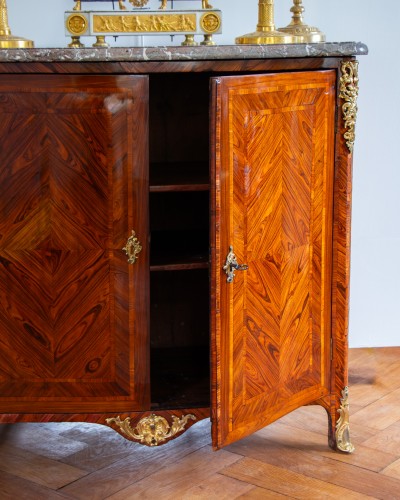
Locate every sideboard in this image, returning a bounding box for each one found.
[0,43,367,451]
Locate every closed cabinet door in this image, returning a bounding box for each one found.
[211,71,336,448]
[0,75,149,413]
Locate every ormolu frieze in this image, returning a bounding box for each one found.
[93,13,197,33]
[65,9,222,42]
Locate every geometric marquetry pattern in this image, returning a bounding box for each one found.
[213,71,336,447]
[0,76,149,411]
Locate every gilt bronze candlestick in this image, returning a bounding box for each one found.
[0,0,34,48]
[279,0,325,43]
[236,0,297,45]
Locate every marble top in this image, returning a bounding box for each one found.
[0,42,367,63]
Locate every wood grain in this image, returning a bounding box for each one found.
[350,388,400,431]
[226,433,400,498]
[178,473,255,499]
[0,470,70,499]
[105,446,242,500]
[256,420,397,472]
[0,348,398,499]
[0,75,149,413]
[382,458,400,480]
[238,488,288,499]
[0,58,343,76]
[211,70,336,448]
[222,457,373,499]
[362,421,400,456]
[59,418,213,499]
[0,443,87,489]
[0,58,357,451]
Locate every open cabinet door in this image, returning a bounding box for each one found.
[210,71,336,448]
[0,75,149,413]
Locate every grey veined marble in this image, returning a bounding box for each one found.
[0,42,368,63]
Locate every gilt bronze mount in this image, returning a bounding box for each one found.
[106,414,197,446]
[336,387,355,453]
[123,230,142,265]
[223,246,249,283]
[65,8,222,47]
[339,60,359,153]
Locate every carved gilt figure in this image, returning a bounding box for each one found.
[159,0,213,10]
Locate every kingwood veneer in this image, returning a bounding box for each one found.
[0,45,363,452]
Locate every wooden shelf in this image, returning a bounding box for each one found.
[150,230,209,272]
[150,162,209,192]
[150,259,209,272]
[150,248,209,272]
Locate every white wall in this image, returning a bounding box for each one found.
[7,0,400,347]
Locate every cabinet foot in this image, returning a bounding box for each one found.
[335,387,355,453]
[319,387,355,453]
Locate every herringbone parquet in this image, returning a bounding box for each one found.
[0,347,399,499]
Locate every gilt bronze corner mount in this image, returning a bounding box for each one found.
[336,387,355,453]
[339,60,359,153]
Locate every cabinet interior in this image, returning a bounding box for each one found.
[149,73,211,409]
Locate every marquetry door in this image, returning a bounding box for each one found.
[211,71,336,448]
[0,75,149,413]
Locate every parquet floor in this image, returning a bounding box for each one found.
[0,347,399,499]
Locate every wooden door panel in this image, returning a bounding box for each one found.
[0,75,149,412]
[211,71,336,447]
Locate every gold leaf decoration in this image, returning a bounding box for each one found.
[106,414,197,446]
[339,61,359,153]
[129,0,149,7]
[336,387,355,453]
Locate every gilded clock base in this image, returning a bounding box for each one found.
[93,36,109,48]
[182,34,198,46]
[0,35,34,48]
[201,34,216,46]
[236,30,297,45]
[68,36,85,48]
